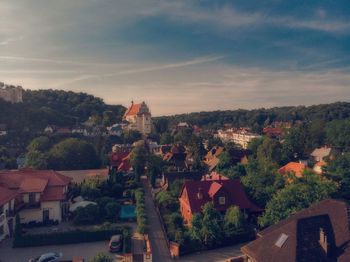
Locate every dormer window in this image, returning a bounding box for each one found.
[219,196,225,205]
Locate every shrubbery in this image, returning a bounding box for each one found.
[13,226,129,248]
[135,188,147,234]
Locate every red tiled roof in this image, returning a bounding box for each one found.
[278,162,308,178]
[20,177,48,193]
[242,199,350,262]
[180,179,262,214]
[110,151,131,167]
[123,103,142,118]
[41,186,65,201]
[0,186,17,206]
[202,171,229,181]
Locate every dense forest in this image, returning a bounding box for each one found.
[154,102,350,131]
[0,89,126,131]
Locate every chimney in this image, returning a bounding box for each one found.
[197,188,203,200]
[319,228,330,255]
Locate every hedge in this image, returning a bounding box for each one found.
[13,227,129,248]
[122,228,132,254]
[135,188,147,234]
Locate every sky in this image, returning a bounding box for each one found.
[1,0,350,116]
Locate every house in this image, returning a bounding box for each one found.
[179,178,261,224]
[123,101,152,135]
[0,168,72,224]
[163,144,188,171]
[0,124,7,136]
[160,171,204,189]
[0,186,17,241]
[313,160,327,175]
[202,171,229,181]
[217,128,261,149]
[278,162,309,178]
[110,146,132,173]
[241,199,350,262]
[0,82,23,103]
[44,125,55,134]
[311,146,332,162]
[107,124,123,136]
[262,127,282,138]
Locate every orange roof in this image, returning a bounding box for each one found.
[315,160,327,167]
[41,186,65,201]
[0,186,17,206]
[208,181,223,197]
[20,177,48,193]
[124,103,142,118]
[278,162,307,178]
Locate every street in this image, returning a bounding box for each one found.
[142,179,172,262]
[0,239,116,262]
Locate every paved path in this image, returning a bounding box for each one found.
[142,178,172,262]
[0,239,116,262]
[178,242,246,262]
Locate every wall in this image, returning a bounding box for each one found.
[19,201,62,223]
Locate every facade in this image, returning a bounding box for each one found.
[123,101,152,135]
[0,169,71,225]
[179,178,261,224]
[217,128,261,149]
[241,199,350,262]
[0,187,17,241]
[0,82,23,103]
[310,146,332,162]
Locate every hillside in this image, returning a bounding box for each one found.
[154,102,350,131]
[0,89,126,131]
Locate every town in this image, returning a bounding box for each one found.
[1,84,350,262]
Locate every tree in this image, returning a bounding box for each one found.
[258,172,337,227]
[189,213,203,241]
[123,130,142,144]
[326,120,350,149]
[48,138,100,170]
[154,118,169,134]
[26,136,51,152]
[89,252,112,262]
[160,132,173,144]
[242,158,284,207]
[25,150,48,169]
[130,141,148,178]
[73,204,100,225]
[105,202,121,222]
[324,152,350,200]
[200,203,223,247]
[224,206,247,238]
[147,155,165,187]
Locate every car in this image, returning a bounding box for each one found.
[29,252,63,262]
[109,234,123,252]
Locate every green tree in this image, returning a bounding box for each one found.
[89,252,112,262]
[105,202,121,222]
[200,203,223,247]
[326,120,350,149]
[26,136,51,152]
[224,206,247,238]
[160,132,173,144]
[258,172,337,227]
[73,204,100,225]
[189,213,203,241]
[147,155,165,187]
[130,141,148,178]
[25,150,48,169]
[48,138,100,170]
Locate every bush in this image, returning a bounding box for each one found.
[135,188,147,234]
[122,228,132,254]
[13,227,128,248]
[73,204,100,225]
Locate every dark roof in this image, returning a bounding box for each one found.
[162,171,203,186]
[180,179,262,214]
[242,199,350,262]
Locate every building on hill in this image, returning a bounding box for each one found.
[310,146,332,162]
[123,101,152,135]
[0,82,23,103]
[0,168,72,227]
[179,178,262,224]
[240,199,350,262]
[278,162,311,179]
[216,128,261,149]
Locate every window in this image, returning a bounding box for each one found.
[219,197,226,205]
[0,225,4,235]
[275,233,288,248]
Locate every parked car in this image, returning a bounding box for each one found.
[109,234,123,252]
[29,252,63,262]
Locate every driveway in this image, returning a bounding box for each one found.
[0,239,116,262]
[142,179,172,262]
[178,242,246,262]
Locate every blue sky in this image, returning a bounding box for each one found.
[0,0,350,115]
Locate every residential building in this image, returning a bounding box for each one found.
[311,146,332,162]
[123,101,152,135]
[241,199,350,262]
[163,144,188,171]
[0,82,23,103]
[313,160,327,175]
[0,169,72,224]
[278,162,309,178]
[0,186,17,241]
[217,128,261,149]
[179,178,261,224]
[110,145,132,173]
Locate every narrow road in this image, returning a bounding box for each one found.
[142,178,172,262]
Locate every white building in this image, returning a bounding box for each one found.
[123,101,152,135]
[217,128,261,149]
[0,82,23,103]
[0,187,17,241]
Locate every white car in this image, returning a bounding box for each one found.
[29,252,63,262]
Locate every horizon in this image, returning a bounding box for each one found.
[1,1,350,115]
